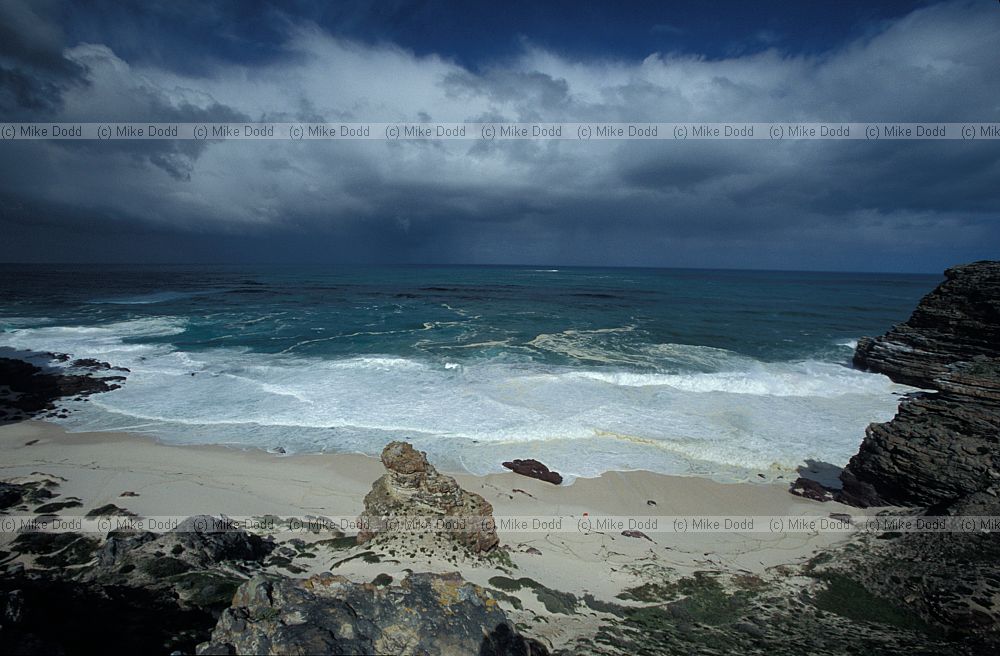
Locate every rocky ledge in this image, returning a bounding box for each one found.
[198,572,547,655]
[840,261,1000,507]
[853,261,1000,388]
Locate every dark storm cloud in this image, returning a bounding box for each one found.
[0,0,998,270]
[0,0,86,114]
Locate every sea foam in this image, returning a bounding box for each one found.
[0,318,911,480]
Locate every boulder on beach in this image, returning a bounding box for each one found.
[357,441,499,553]
[501,459,563,485]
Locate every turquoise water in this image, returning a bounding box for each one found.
[0,264,937,480]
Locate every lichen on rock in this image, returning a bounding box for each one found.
[196,572,548,655]
[357,441,500,554]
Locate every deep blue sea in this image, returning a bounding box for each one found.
[0,264,938,480]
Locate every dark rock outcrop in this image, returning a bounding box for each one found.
[358,441,499,553]
[838,366,1000,507]
[853,261,1000,389]
[0,482,24,509]
[840,261,1000,508]
[0,354,125,422]
[0,574,217,655]
[88,515,274,587]
[69,358,130,373]
[1,509,277,655]
[197,572,548,655]
[502,459,563,485]
[850,488,1000,641]
[788,477,836,502]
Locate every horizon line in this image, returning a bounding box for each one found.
[0,260,960,276]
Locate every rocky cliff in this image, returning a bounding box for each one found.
[840,261,1000,507]
[853,261,1000,388]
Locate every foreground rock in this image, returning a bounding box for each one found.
[1,510,275,655]
[358,441,499,553]
[841,261,1000,508]
[849,488,1000,641]
[86,515,275,596]
[198,572,548,655]
[502,459,563,485]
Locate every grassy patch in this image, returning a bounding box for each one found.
[624,604,673,631]
[487,576,576,614]
[485,548,516,570]
[371,573,393,587]
[616,582,674,603]
[85,504,135,517]
[617,571,721,603]
[331,551,381,569]
[810,572,929,632]
[618,572,753,626]
[314,536,358,550]
[171,571,242,608]
[803,551,834,572]
[488,576,523,592]
[265,554,306,574]
[12,531,83,554]
[665,585,750,626]
[534,586,577,614]
[582,594,628,617]
[34,500,82,513]
[34,536,99,567]
[731,574,766,590]
[487,589,524,610]
[140,557,191,577]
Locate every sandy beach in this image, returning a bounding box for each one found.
[0,420,867,649]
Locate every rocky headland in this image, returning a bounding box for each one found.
[842,260,1000,508]
[800,260,1000,645]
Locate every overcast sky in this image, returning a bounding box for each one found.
[0,0,998,271]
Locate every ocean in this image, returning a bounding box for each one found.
[0,264,937,481]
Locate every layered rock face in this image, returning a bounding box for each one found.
[853,261,1000,388]
[841,261,1000,507]
[197,572,548,655]
[357,441,499,553]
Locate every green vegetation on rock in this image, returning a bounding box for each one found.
[810,572,929,632]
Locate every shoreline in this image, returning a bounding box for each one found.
[0,419,843,509]
[4,418,912,653]
[1,420,862,579]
